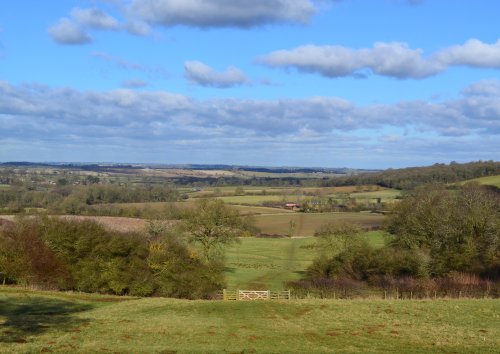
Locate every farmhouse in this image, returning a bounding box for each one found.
[284,202,300,210]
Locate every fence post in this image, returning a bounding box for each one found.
[288,289,291,300]
[237,289,240,301]
[267,290,270,300]
[223,289,226,301]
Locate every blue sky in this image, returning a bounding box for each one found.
[0,0,499,168]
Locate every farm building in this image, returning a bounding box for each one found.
[284,202,300,210]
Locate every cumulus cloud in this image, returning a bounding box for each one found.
[128,0,316,28]
[184,61,248,88]
[259,39,500,79]
[435,39,500,69]
[48,7,123,44]
[0,79,498,165]
[71,7,120,30]
[48,18,92,45]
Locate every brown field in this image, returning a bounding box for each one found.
[1,211,383,236]
[255,212,385,236]
[0,215,151,233]
[94,201,292,216]
[60,215,150,232]
[137,168,239,178]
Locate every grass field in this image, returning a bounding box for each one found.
[189,185,391,198]
[461,175,500,188]
[254,212,385,237]
[225,237,317,290]
[347,189,402,200]
[215,195,292,205]
[225,231,386,290]
[215,192,401,206]
[1,288,498,353]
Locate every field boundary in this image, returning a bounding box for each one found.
[218,289,291,301]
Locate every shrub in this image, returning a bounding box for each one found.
[148,233,225,299]
[0,217,225,298]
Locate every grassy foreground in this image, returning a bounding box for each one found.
[0,287,498,353]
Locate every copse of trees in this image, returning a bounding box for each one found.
[322,161,500,190]
[291,183,499,298]
[387,183,499,277]
[0,201,252,298]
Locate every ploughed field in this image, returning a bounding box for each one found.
[1,287,498,353]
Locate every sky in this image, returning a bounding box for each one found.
[0,0,499,168]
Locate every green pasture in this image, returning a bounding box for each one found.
[225,231,386,290]
[1,288,498,354]
[215,194,293,205]
[254,212,385,237]
[190,185,388,198]
[188,186,276,197]
[348,189,402,200]
[461,175,500,188]
[225,237,316,290]
[0,184,10,189]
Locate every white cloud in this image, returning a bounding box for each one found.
[128,0,316,28]
[71,7,120,30]
[48,18,92,45]
[0,79,498,136]
[0,80,498,166]
[435,39,500,69]
[259,39,500,79]
[184,61,248,88]
[48,7,123,44]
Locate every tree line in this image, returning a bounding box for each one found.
[0,184,181,214]
[291,183,500,298]
[322,161,500,190]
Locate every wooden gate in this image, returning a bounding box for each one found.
[220,289,291,301]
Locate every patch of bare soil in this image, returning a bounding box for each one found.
[60,215,148,232]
